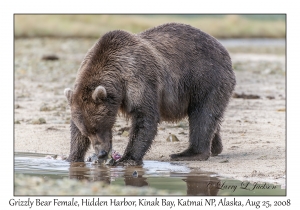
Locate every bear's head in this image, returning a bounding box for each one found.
[64,84,120,160]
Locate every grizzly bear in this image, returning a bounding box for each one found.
[64,23,236,165]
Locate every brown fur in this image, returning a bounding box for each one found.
[65,23,236,164]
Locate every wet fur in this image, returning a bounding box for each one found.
[66,23,236,163]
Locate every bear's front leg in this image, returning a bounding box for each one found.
[67,120,90,162]
[115,111,158,166]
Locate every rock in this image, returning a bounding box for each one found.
[56,155,68,160]
[117,127,130,135]
[121,131,129,137]
[45,126,59,131]
[42,55,59,61]
[86,153,99,162]
[86,151,116,165]
[32,118,46,124]
[15,104,21,109]
[45,155,57,159]
[257,155,267,160]
[250,170,265,177]
[277,108,285,112]
[233,92,260,99]
[40,103,52,111]
[105,158,115,166]
[166,133,179,142]
[176,121,187,128]
[132,170,138,178]
[118,127,130,132]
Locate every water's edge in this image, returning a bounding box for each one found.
[14,152,285,196]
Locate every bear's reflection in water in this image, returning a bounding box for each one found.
[69,162,219,195]
[181,172,220,196]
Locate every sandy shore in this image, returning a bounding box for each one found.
[14,38,286,186]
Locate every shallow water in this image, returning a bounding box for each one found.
[15,152,285,196]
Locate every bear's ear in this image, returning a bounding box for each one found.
[92,86,107,102]
[64,88,73,105]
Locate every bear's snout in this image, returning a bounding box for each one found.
[98,150,108,159]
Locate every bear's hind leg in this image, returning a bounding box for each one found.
[169,108,214,161]
[170,90,225,161]
[211,128,223,156]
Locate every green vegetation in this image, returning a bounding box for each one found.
[15,174,183,195]
[14,14,285,38]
